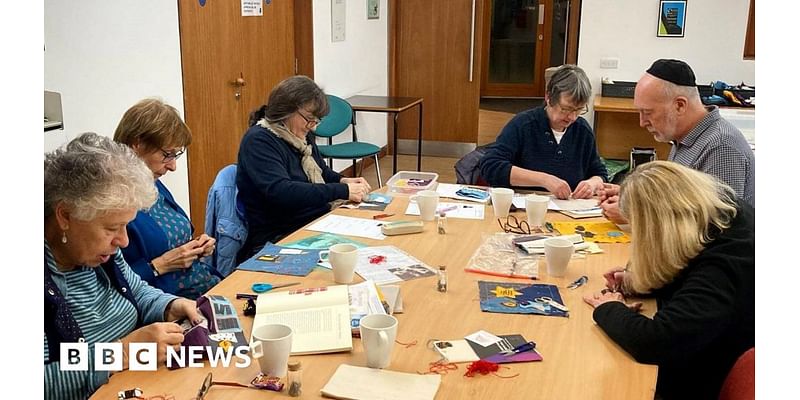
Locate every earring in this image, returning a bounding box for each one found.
[61,231,68,244]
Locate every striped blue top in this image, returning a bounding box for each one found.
[44,241,177,400]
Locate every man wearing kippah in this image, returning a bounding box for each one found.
[599,59,755,224]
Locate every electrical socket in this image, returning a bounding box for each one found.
[600,57,619,69]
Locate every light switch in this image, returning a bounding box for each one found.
[600,57,619,69]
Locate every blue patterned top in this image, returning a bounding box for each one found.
[147,192,220,299]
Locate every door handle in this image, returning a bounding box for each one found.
[231,73,246,100]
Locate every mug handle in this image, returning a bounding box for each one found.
[409,195,418,203]
[318,250,330,262]
[250,341,263,359]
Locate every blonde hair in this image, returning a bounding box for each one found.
[113,98,192,153]
[619,161,738,293]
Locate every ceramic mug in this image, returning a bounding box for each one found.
[319,243,359,283]
[250,323,293,377]
[359,314,398,369]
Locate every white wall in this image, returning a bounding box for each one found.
[44,0,190,212]
[578,0,755,124]
[312,0,389,173]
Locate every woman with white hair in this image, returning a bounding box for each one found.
[44,133,203,400]
[583,161,754,400]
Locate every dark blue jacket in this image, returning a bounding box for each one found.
[236,124,348,260]
[122,180,215,295]
[480,106,608,190]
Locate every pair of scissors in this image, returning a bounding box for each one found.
[251,282,300,293]
[535,296,569,312]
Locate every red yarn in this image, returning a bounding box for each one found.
[464,360,500,377]
[464,360,519,379]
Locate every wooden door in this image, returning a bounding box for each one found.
[392,0,485,144]
[178,0,297,228]
[480,0,580,97]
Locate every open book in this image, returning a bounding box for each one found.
[252,285,352,355]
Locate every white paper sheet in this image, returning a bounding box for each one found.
[405,201,485,220]
[321,364,441,400]
[354,246,435,285]
[306,214,386,240]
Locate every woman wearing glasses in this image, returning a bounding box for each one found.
[114,98,221,298]
[480,65,608,199]
[236,75,371,261]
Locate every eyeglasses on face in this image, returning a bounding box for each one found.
[497,215,531,234]
[160,148,185,163]
[297,110,321,129]
[555,102,589,116]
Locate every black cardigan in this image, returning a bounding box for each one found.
[593,201,755,399]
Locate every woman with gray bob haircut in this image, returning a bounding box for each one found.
[44,133,204,400]
[480,64,608,200]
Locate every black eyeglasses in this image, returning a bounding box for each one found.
[194,372,253,400]
[160,148,185,163]
[297,110,321,129]
[497,215,531,234]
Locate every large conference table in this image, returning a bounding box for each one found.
[92,192,657,399]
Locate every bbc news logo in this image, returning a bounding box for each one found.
[59,342,251,371]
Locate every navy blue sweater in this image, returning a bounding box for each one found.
[480,106,607,190]
[236,124,348,260]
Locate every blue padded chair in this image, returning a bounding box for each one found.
[204,164,248,277]
[313,95,383,187]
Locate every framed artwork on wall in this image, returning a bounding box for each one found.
[657,1,686,37]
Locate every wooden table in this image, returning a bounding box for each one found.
[593,96,672,161]
[92,194,657,399]
[346,95,424,175]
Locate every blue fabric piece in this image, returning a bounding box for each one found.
[122,180,221,298]
[204,164,248,277]
[236,125,349,260]
[479,106,608,190]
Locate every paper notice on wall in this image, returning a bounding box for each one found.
[332,0,346,42]
[241,0,263,16]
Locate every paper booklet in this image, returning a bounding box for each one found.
[348,280,388,337]
[321,364,441,400]
[252,285,352,355]
[435,183,491,204]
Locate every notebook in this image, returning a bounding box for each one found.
[251,285,352,355]
[321,364,441,400]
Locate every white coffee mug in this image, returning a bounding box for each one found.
[411,190,440,221]
[250,323,293,377]
[544,238,574,278]
[491,188,514,218]
[319,243,359,283]
[525,194,550,228]
[359,314,398,369]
